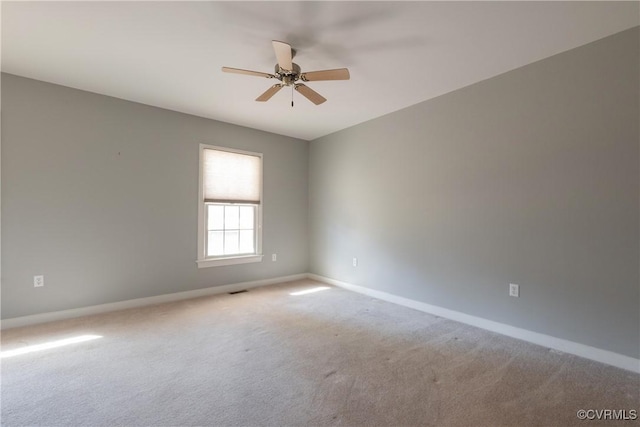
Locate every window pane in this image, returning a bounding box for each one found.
[225,205,240,229]
[239,206,254,230]
[239,230,255,254]
[224,230,239,254]
[208,231,224,256]
[208,205,224,230]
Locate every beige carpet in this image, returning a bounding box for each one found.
[1,279,638,426]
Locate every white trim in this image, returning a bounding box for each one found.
[4,271,637,374]
[197,254,263,268]
[197,144,205,264]
[1,274,306,330]
[307,274,640,374]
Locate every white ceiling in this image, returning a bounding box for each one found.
[2,1,638,141]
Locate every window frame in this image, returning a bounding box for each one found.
[197,144,263,268]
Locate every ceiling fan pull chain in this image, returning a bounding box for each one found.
[291,85,294,107]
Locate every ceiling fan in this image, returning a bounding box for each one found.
[222,40,350,106]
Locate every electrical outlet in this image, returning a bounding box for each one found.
[352,257,358,267]
[34,275,44,288]
[509,283,519,298]
[272,253,277,262]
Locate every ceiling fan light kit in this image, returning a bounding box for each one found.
[222,40,350,106]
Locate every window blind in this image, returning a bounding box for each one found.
[203,148,261,204]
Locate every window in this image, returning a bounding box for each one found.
[197,144,263,268]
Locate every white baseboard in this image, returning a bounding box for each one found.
[1,273,307,330]
[308,273,640,374]
[4,271,638,374]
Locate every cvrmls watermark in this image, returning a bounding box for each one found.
[576,409,637,421]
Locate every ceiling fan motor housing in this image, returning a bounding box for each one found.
[276,63,301,85]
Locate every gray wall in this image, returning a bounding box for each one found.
[309,28,639,358]
[2,73,309,319]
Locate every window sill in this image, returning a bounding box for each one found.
[196,254,263,268]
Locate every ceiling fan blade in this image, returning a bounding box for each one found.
[300,68,350,82]
[222,67,274,79]
[256,84,284,102]
[272,40,293,72]
[295,84,327,105]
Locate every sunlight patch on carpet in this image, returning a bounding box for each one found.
[1,335,103,358]
[289,286,330,296]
